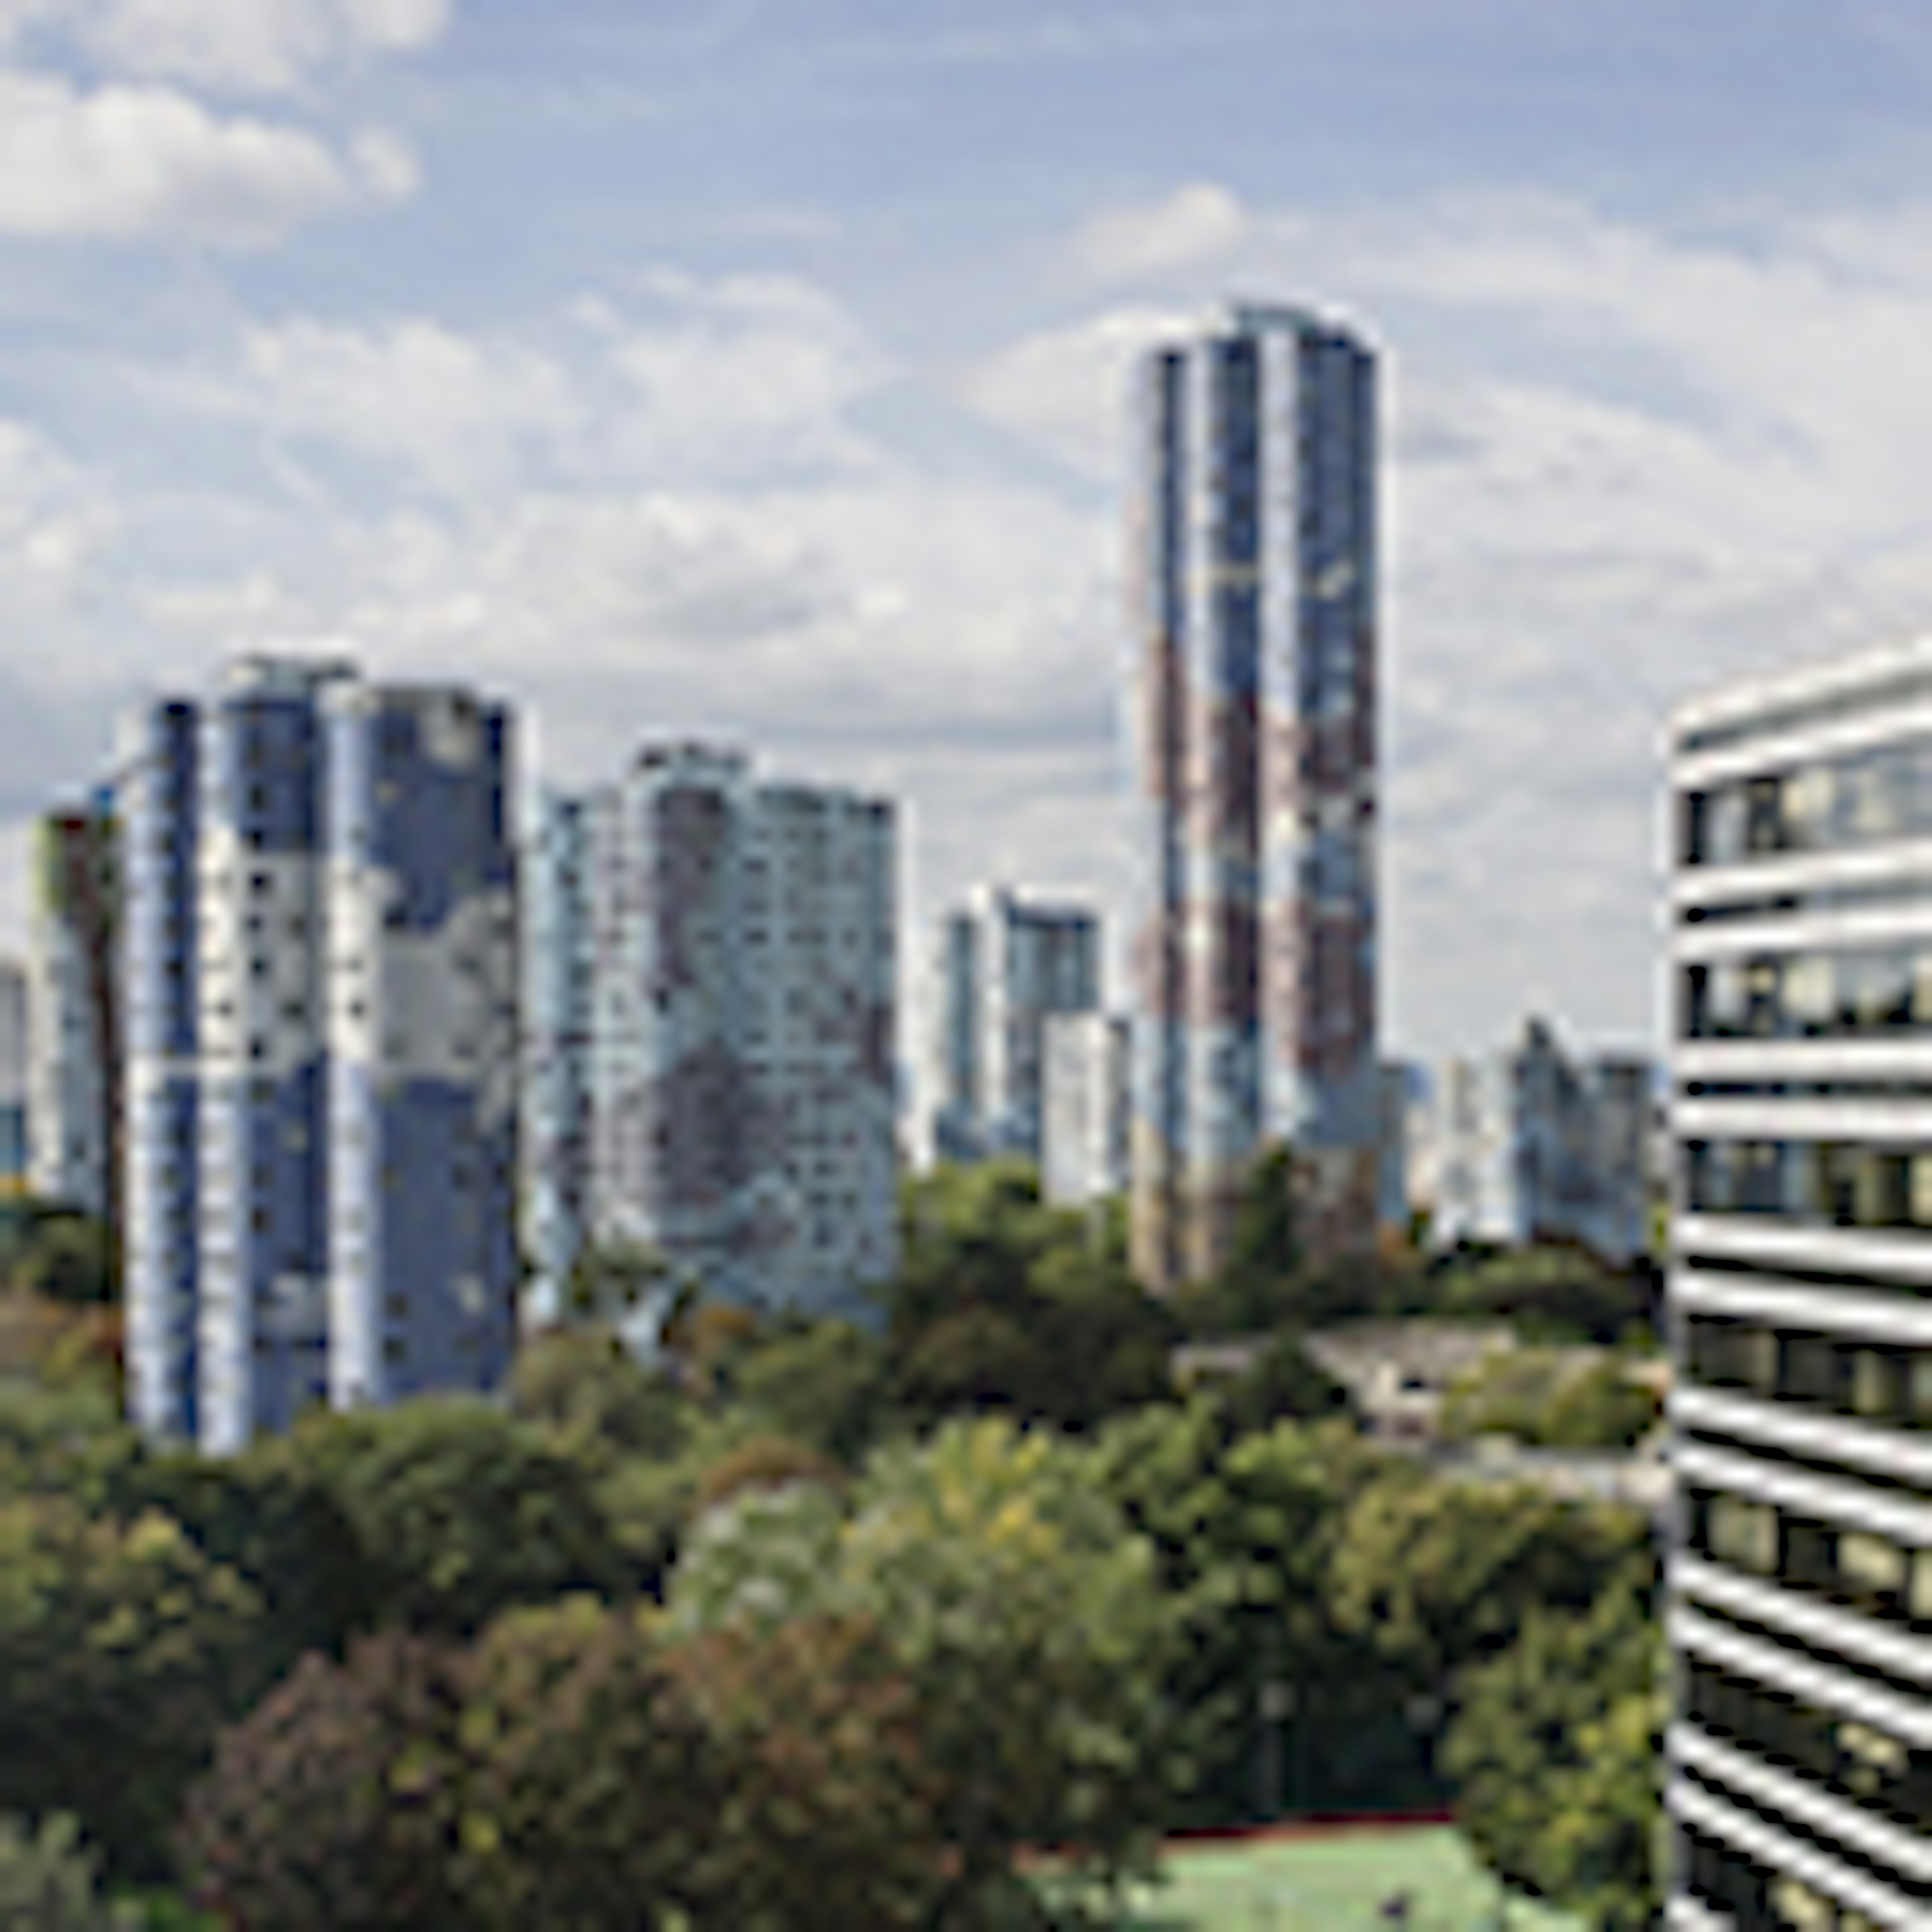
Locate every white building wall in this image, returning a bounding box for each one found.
[1041,1011,1131,1205]
[1666,632,1932,1926]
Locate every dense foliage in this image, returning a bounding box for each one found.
[1443,1583,1664,1927]
[670,1417,1177,1918]
[0,1154,1664,1927]
[1438,1346,1663,1449]
[0,1814,142,1931]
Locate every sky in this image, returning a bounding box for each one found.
[5,2,1932,1066]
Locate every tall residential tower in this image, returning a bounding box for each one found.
[527,744,898,1318]
[1131,302,1378,1291]
[123,657,519,1453]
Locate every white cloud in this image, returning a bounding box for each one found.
[79,0,454,92]
[339,0,448,54]
[598,271,886,482]
[0,68,410,241]
[201,273,886,502]
[960,303,1194,476]
[237,318,582,494]
[347,125,417,198]
[0,0,58,48]
[1073,180,1251,283]
[0,417,114,599]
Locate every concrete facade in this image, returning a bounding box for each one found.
[1131,302,1380,1290]
[1041,1010,1131,1206]
[123,657,519,1452]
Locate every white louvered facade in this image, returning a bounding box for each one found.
[1668,638,1932,1929]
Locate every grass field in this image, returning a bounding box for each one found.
[1088,1824,1583,1930]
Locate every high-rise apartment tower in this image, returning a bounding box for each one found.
[123,657,519,1453]
[1668,638,1932,1928]
[1130,303,1379,1290]
[528,744,897,1318]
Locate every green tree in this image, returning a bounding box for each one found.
[0,1498,270,1881]
[732,1318,885,1462]
[10,1214,118,1308]
[882,1163,1177,1433]
[1089,1404,1411,1821]
[116,1448,369,1671]
[273,1398,632,1637]
[0,1386,144,1513]
[692,1434,844,1516]
[1439,1349,1661,1450]
[1211,1332,1350,1435]
[508,1324,690,1465]
[1437,1243,1657,1344]
[455,1598,718,1931]
[176,1633,469,1932]
[1328,1474,1652,1754]
[0,1815,142,1931]
[669,1616,947,1929]
[670,1416,1177,1922]
[1442,1586,1662,1929]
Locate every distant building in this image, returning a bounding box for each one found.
[925,885,1099,1167]
[1429,1019,1653,1264]
[529,744,897,1317]
[0,958,24,1190]
[1130,302,1379,1290]
[27,803,118,1221]
[1041,1011,1131,1205]
[522,791,595,1325]
[123,657,520,1452]
[1376,1059,1421,1236]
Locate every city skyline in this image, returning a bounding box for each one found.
[3,6,1932,1061]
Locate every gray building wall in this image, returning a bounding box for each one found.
[533,744,898,1318]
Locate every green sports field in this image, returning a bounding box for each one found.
[1091,1825,1584,1930]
